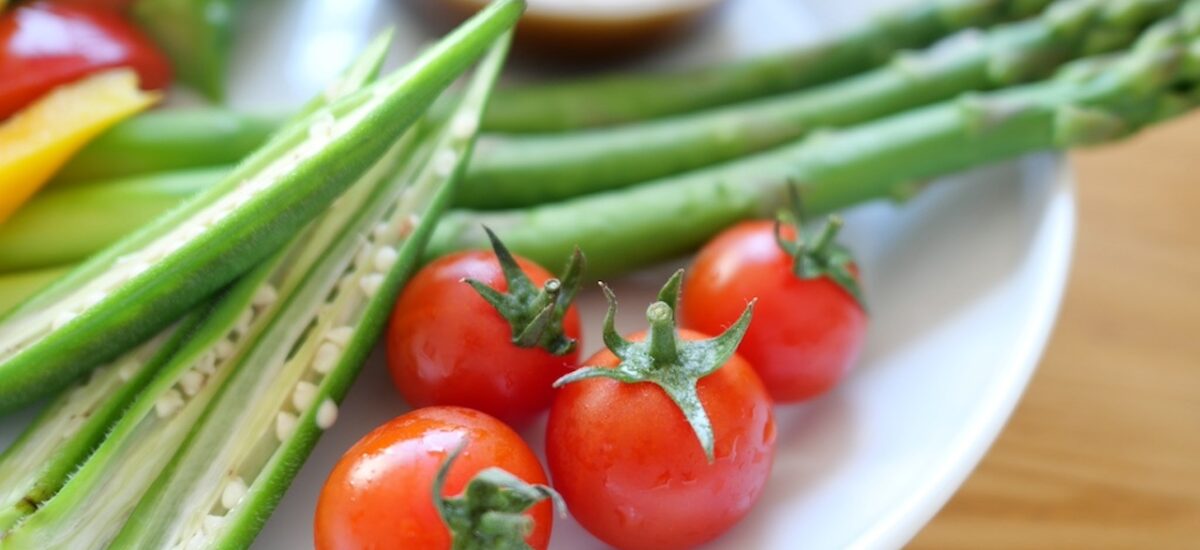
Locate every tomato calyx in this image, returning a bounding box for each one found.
[554,270,754,462]
[777,186,867,309]
[434,443,565,550]
[465,226,585,356]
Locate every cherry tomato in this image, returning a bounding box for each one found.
[47,0,136,11]
[386,251,582,423]
[0,2,171,119]
[314,406,553,550]
[681,220,867,402]
[546,329,776,550]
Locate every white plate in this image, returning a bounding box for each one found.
[0,0,1075,548]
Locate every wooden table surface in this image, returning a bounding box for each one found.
[910,113,1200,548]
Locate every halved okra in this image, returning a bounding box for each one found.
[0,34,508,550]
[0,0,525,412]
[0,27,400,541]
[0,315,198,534]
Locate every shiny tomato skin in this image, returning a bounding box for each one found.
[0,2,171,119]
[681,220,867,402]
[386,251,582,424]
[546,329,776,550]
[314,406,553,550]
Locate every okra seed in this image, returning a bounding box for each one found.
[292,381,318,411]
[214,339,235,361]
[202,514,225,535]
[275,411,298,442]
[324,326,354,347]
[154,389,185,419]
[83,291,107,308]
[117,362,139,381]
[234,309,254,336]
[371,222,391,242]
[180,371,205,397]
[309,113,337,140]
[312,342,341,375]
[316,399,338,430]
[196,353,217,376]
[433,149,458,178]
[221,477,247,510]
[450,112,479,140]
[373,246,398,271]
[252,285,278,308]
[358,274,384,297]
[51,311,78,331]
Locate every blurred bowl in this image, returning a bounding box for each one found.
[431,0,726,62]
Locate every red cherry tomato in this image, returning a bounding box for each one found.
[46,0,136,11]
[546,329,776,550]
[386,251,582,424]
[314,406,553,550]
[0,2,171,119]
[681,220,867,402]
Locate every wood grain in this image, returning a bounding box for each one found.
[910,113,1200,549]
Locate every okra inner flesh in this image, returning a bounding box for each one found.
[0,326,179,532]
[0,102,376,365]
[0,135,417,550]
[116,82,487,548]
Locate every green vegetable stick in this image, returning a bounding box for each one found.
[110,37,507,550]
[0,168,229,273]
[0,28,397,537]
[459,0,1181,209]
[52,111,279,184]
[480,0,1055,132]
[0,0,524,412]
[0,315,198,534]
[430,8,1200,276]
[133,0,236,102]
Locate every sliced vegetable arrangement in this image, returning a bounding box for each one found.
[2,0,1199,548]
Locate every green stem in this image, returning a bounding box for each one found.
[480,0,1054,132]
[456,0,1180,209]
[645,302,679,365]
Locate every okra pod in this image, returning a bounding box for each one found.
[0,27,399,539]
[459,0,1180,209]
[0,317,197,534]
[480,0,1054,132]
[0,0,524,412]
[430,9,1200,276]
[114,38,506,550]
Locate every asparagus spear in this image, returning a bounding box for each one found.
[430,4,1200,276]
[459,0,1182,209]
[480,0,1055,132]
[0,0,523,412]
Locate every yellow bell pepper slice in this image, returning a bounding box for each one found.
[0,69,159,223]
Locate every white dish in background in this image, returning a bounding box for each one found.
[0,0,1075,548]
